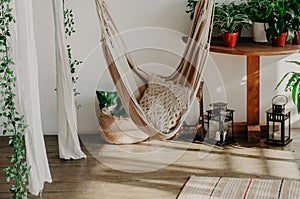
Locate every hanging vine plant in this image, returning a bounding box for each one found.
[0,0,30,198]
[63,0,82,104]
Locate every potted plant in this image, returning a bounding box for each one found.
[275,59,300,113]
[95,91,149,144]
[214,2,252,47]
[96,90,128,117]
[265,0,294,47]
[286,0,300,45]
[186,0,198,20]
[245,0,272,43]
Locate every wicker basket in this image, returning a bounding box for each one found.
[98,113,149,144]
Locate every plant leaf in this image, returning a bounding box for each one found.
[286,60,300,66]
[291,78,300,105]
[275,72,295,90]
[285,73,298,91]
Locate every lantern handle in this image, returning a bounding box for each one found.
[271,95,288,105]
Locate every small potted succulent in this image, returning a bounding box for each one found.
[265,0,294,47]
[214,2,252,47]
[245,0,272,43]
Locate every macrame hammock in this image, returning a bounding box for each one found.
[95,0,214,144]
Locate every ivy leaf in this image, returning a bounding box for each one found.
[6,176,10,183]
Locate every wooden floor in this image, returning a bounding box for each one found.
[1,129,300,199]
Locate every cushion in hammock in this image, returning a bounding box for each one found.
[139,75,189,134]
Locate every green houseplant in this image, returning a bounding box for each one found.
[95,90,148,144]
[245,0,272,42]
[286,0,300,45]
[246,0,272,23]
[96,90,128,117]
[214,2,252,47]
[186,0,198,20]
[265,0,294,47]
[275,60,300,113]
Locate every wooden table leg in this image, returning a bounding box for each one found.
[247,55,260,124]
[247,55,261,142]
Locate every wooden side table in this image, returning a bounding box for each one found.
[210,37,299,142]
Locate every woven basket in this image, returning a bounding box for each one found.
[98,113,148,144]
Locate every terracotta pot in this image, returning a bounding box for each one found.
[272,32,288,47]
[222,32,239,48]
[292,30,300,45]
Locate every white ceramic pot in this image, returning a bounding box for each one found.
[252,22,268,43]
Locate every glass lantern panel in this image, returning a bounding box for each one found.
[268,120,289,141]
[207,120,231,141]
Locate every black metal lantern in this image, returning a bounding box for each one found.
[266,95,292,145]
[205,102,234,146]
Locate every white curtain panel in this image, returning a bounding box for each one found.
[52,0,86,159]
[13,0,52,195]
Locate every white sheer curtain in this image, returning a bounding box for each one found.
[13,0,52,195]
[52,0,86,160]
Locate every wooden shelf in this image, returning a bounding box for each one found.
[209,37,299,143]
[210,37,300,56]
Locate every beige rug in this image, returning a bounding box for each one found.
[177,176,300,199]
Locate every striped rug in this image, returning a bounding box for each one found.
[177,176,300,199]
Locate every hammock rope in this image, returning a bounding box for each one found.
[95,0,215,139]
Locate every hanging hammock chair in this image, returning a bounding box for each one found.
[95,0,214,144]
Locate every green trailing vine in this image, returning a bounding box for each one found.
[63,1,82,101]
[0,0,30,198]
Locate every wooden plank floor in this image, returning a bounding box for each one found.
[1,130,300,199]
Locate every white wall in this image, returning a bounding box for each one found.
[31,0,300,134]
